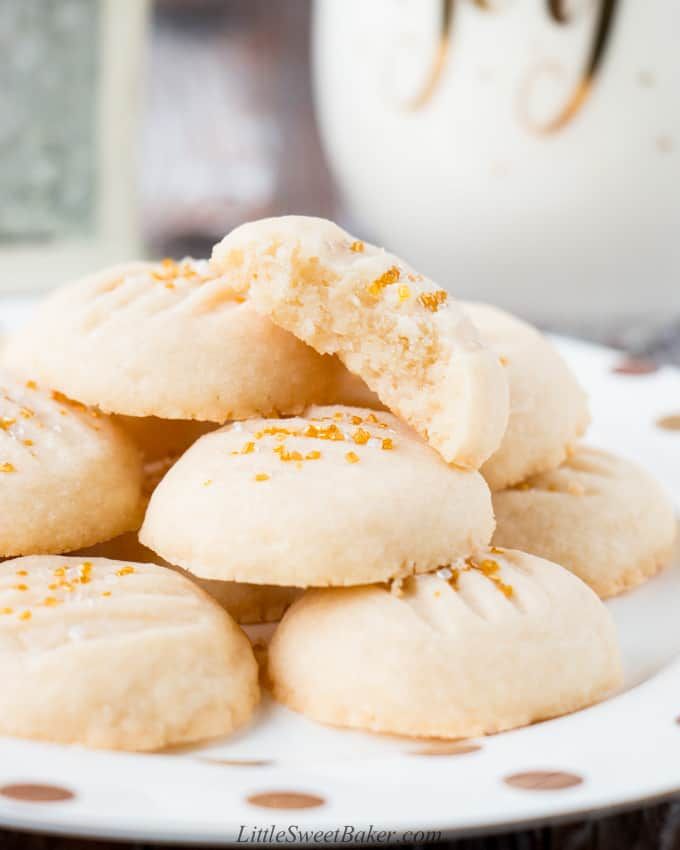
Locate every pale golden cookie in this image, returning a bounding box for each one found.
[3,260,362,421]
[463,303,590,491]
[0,371,143,556]
[492,447,677,598]
[268,549,622,738]
[140,405,494,587]
[79,532,301,624]
[212,217,509,468]
[0,556,259,750]
[113,415,218,463]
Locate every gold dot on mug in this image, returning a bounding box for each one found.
[656,414,680,432]
[504,771,583,791]
[247,791,325,810]
[0,784,75,803]
[637,70,655,88]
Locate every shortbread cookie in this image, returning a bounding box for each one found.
[463,303,590,491]
[79,533,301,624]
[268,549,622,738]
[0,371,143,556]
[140,405,494,586]
[0,557,259,750]
[113,415,218,463]
[212,217,509,468]
[492,447,677,598]
[3,260,360,421]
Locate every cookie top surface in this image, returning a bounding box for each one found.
[0,556,259,750]
[0,370,143,556]
[212,216,509,469]
[464,303,590,490]
[0,556,217,648]
[492,447,677,598]
[268,548,622,739]
[140,405,494,586]
[3,259,353,420]
[79,532,302,625]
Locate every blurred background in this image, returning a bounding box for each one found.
[1,0,679,354]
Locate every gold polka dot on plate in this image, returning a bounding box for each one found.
[657,414,680,431]
[504,771,583,791]
[247,791,325,810]
[199,757,274,768]
[411,742,482,756]
[612,357,658,376]
[0,784,75,803]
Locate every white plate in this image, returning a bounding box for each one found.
[1,300,679,844]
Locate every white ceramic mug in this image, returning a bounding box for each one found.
[313,0,680,323]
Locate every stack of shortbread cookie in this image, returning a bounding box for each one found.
[0,216,674,750]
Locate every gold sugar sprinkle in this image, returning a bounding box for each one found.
[367,265,401,297]
[0,417,16,430]
[366,413,388,428]
[254,473,270,482]
[398,284,411,303]
[350,415,363,425]
[317,423,345,441]
[350,240,365,253]
[15,570,27,577]
[13,584,28,592]
[0,462,16,473]
[19,610,31,621]
[203,479,213,487]
[25,380,37,390]
[22,439,34,447]
[19,407,34,419]
[42,597,60,607]
[273,445,303,463]
[102,591,112,598]
[464,556,514,599]
[345,451,360,464]
[77,562,93,584]
[305,450,321,460]
[418,290,448,312]
[0,608,13,615]
[381,438,394,450]
[352,428,371,446]
[116,566,136,577]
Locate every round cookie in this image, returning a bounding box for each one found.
[268,548,622,739]
[140,405,495,586]
[3,259,363,421]
[0,371,143,556]
[113,415,218,463]
[0,556,259,750]
[492,447,677,598]
[79,532,301,624]
[463,303,590,491]
[212,216,509,469]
